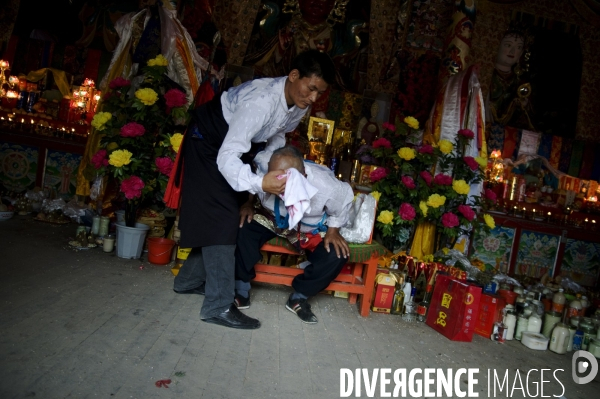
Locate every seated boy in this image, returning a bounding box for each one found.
[235,146,354,324]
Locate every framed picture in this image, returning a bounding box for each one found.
[307,117,335,144]
[469,226,517,274]
[560,238,600,287]
[515,230,560,278]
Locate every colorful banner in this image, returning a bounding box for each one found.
[568,140,585,177]
[469,226,516,274]
[549,135,562,169]
[516,230,560,278]
[558,138,573,173]
[0,142,39,192]
[537,133,552,160]
[43,150,82,197]
[560,239,600,288]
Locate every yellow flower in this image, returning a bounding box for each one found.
[475,156,488,168]
[370,191,381,202]
[438,139,454,154]
[484,214,496,229]
[426,194,446,208]
[91,112,112,131]
[422,254,434,263]
[419,201,428,217]
[452,179,471,195]
[106,142,119,151]
[135,88,158,106]
[442,248,450,255]
[397,147,416,161]
[404,116,419,130]
[147,54,168,67]
[170,133,184,153]
[108,149,133,167]
[377,210,394,225]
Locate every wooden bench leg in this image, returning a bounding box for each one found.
[358,255,379,317]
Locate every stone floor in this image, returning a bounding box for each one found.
[0,216,598,399]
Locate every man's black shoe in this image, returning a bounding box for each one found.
[285,294,317,324]
[234,294,251,310]
[201,305,260,329]
[173,285,205,295]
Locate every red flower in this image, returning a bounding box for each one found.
[458,129,475,139]
[372,138,392,149]
[420,170,432,186]
[418,144,433,154]
[398,203,416,221]
[434,173,452,186]
[120,122,146,137]
[164,89,187,109]
[155,157,174,175]
[109,77,131,90]
[91,149,108,169]
[382,122,396,132]
[401,175,416,190]
[370,167,388,182]
[485,188,498,203]
[463,156,479,171]
[442,212,460,228]
[458,205,476,221]
[120,176,145,200]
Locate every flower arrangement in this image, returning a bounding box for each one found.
[364,117,495,253]
[91,54,190,226]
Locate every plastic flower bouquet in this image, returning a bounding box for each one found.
[365,117,495,252]
[90,55,190,226]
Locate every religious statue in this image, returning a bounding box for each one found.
[487,23,536,130]
[356,101,383,145]
[244,0,367,91]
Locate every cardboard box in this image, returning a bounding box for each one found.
[475,294,506,338]
[334,291,350,299]
[425,275,482,342]
[371,274,396,313]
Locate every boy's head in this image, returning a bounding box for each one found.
[268,146,305,175]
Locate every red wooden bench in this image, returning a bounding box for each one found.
[252,237,386,317]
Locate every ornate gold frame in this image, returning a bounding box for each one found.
[307,116,335,145]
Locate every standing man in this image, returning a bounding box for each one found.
[235,146,354,324]
[173,50,335,329]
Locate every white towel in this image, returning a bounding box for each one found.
[279,168,318,230]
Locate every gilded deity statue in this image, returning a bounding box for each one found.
[488,24,536,130]
[244,0,367,91]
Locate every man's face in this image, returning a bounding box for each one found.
[285,70,329,109]
[268,155,305,175]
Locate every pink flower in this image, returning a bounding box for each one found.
[402,175,416,190]
[91,149,108,169]
[442,212,460,228]
[120,122,146,137]
[418,144,433,154]
[120,176,145,200]
[382,122,396,132]
[164,89,187,109]
[398,203,416,221]
[155,157,174,175]
[434,173,452,186]
[109,77,131,90]
[420,170,432,186]
[463,156,479,171]
[485,188,497,203]
[458,129,475,139]
[372,138,392,149]
[370,167,388,182]
[458,205,476,221]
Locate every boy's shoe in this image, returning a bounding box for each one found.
[234,294,251,310]
[285,294,317,324]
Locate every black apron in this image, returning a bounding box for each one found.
[178,94,249,248]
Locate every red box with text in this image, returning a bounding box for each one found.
[474,293,506,338]
[425,275,482,342]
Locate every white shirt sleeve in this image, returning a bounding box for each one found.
[217,103,271,194]
[253,132,286,175]
[324,180,355,228]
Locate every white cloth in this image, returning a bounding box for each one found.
[258,162,354,233]
[279,168,318,230]
[216,77,309,194]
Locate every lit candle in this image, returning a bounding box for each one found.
[593,220,596,224]
[547,212,551,216]
[585,218,589,222]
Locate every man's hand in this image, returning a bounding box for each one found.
[262,170,287,195]
[239,194,255,227]
[323,227,349,259]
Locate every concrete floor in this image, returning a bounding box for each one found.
[1,216,598,399]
